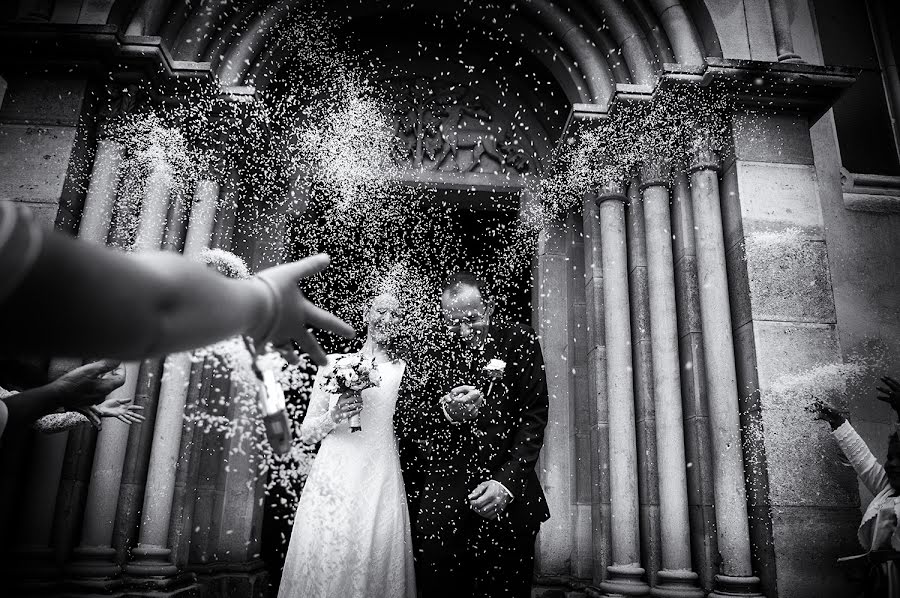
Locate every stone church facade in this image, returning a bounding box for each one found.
[1,1,899,597]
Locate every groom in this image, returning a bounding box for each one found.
[396,272,550,598]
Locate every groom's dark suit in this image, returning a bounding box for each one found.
[395,322,550,598]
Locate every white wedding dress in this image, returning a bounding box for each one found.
[278,356,416,598]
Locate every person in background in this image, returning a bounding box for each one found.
[0,202,354,364]
[813,376,900,596]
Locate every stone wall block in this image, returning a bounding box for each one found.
[732,114,814,165]
[761,404,860,508]
[0,124,77,205]
[769,507,861,598]
[744,236,837,323]
[735,162,825,236]
[0,78,86,125]
[752,321,841,395]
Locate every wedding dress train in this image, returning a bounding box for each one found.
[278,357,415,598]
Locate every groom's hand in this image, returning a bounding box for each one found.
[441,385,483,422]
[468,480,512,520]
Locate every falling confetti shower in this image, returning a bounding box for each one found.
[73,3,784,556]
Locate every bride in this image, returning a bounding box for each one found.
[278,292,415,598]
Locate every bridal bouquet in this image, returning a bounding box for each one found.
[323,353,381,432]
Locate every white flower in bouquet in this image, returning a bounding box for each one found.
[323,353,382,432]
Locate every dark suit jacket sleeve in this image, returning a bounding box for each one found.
[491,326,549,498]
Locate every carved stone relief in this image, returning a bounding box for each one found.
[384,76,533,176]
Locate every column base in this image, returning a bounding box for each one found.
[66,545,123,590]
[599,564,650,596]
[708,574,764,597]
[192,562,269,598]
[124,544,179,578]
[776,53,804,63]
[649,570,705,598]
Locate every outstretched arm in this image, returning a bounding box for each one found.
[0,204,353,362]
[1,360,122,429]
[832,420,892,497]
[813,399,893,497]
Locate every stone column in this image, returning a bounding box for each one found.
[671,170,718,590]
[126,176,219,580]
[640,160,704,598]
[211,167,238,250]
[582,195,611,585]
[626,179,661,587]
[68,163,173,584]
[78,139,126,243]
[534,215,574,577]
[9,137,126,582]
[768,0,802,62]
[567,213,593,579]
[596,182,649,597]
[688,134,762,598]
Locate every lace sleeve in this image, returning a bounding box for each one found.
[299,361,338,444]
[833,420,892,496]
[33,411,90,433]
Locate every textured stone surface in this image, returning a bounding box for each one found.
[674,255,702,337]
[678,333,706,421]
[638,503,661,586]
[761,404,861,507]
[687,502,718,592]
[720,160,744,251]
[726,241,753,331]
[735,162,824,235]
[683,415,716,506]
[0,124,76,203]
[744,236,837,324]
[743,0,778,61]
[770,506,862,598]
[536,228,573,576]
[752,321,841,394]
[732,321,760,402]
[733,114,815,165]
[0,77,86,125]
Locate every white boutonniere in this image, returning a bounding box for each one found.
[484,359,506,398]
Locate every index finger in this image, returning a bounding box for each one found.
[302,300,356,339]
[883,377,900,391]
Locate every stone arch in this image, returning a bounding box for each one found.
[98,0,721,105]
